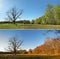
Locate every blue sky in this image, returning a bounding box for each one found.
[0,30,58,51]
[0,0,60,21]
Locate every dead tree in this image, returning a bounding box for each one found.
[8,37,23,55]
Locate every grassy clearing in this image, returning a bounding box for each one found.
[0,54,60,59]
[0,24,60,29]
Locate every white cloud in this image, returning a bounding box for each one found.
[0,0,3,9]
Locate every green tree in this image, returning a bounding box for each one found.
[45,4,55,24]
[34,18,41,24]
[53,5,60,25]
[31,20,35,24]
[40,16,47,24]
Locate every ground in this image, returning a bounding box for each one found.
[0,54,60,59]
[0,24,60,29]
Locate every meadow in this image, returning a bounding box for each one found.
[0,23,60,29]
[0,54,60,59]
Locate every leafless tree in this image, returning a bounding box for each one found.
[8,37,23,55]
[6,7,23,24]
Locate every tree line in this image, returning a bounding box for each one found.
[7,36,60,55]
[32,4,60,25]
[0,4,60,25]
[3,30,60,55]
[33,38,60,55]
[0,30,60,55]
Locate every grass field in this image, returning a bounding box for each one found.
[0,54,60,59]
[0,24,60,29]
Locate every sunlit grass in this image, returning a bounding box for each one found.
[0,24,60,29]
[0,54,60,59]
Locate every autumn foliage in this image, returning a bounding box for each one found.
[33,38,60,55]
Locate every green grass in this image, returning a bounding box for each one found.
[0,24,60,29]
[0,54,60,59]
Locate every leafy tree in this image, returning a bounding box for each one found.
[45,4,55,24]
[34,18,41,24]
[31,20,35,24]
[53,5,60,24]
[28,49,32,54]
[33,38,60,55]
[19,20,30,24]
[23,20,30,24]
[40,16,47,24]
[18,50,27,54]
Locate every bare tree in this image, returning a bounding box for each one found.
[8,37,23,55]
[6,7,23,24]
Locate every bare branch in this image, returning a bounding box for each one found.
[8,37,23,55]
[6,7,23,24]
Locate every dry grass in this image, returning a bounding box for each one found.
[0,54,60,59]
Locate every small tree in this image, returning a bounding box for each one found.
[6,7,23,24]
[28,49,32,54]
[31,20,35,24]
[8,37,23,55]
